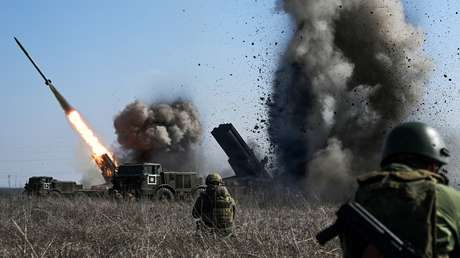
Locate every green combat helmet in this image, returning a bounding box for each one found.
[206,173,223,186]
[381,122,450,165]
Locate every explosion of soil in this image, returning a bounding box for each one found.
[269,0,432,200]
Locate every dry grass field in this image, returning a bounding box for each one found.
[0,189,341,257]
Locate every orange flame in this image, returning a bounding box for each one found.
[67,110,117,180]
[67,110,110,156]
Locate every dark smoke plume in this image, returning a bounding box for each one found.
[114,100,202,171]
[269,0,432,200]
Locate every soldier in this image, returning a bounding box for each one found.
[192,173,236,237]
[340,122,460,257]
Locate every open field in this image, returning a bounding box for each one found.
[0,191,341,257]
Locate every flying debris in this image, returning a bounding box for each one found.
[268,0,432,200]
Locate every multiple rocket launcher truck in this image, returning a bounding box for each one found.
[15,37,271,200]
[112,162,205,200]
[16,37,206,200]
[25,123,270,200]
[25,161,205,200]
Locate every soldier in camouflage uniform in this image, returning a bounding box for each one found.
[192,173,236,237]
[341,122,460,258]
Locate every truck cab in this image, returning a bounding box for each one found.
[24,176,83,196]
[111,163,205,200]
[24,176,54,196]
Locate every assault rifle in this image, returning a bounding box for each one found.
[316,202,422,258]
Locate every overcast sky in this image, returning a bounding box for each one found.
[0,0,459,187]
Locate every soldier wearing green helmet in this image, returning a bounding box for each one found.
[340,122,460,258]
[205,173,224,186]
[192,172,236,237]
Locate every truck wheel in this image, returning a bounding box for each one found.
[126,192,137,202]
[74,192,88,200]
[111,190,123,201]
[156,188,174,202]
[192,187,205,201]
[49,191,61,198]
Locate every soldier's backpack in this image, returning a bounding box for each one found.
[343,170,439,258]
[202,186,234,229]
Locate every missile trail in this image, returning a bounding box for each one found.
[14,37,116,181]
[48,84,73,114]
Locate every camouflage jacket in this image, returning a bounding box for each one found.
[192,185,236,233]
[341,163,460,258]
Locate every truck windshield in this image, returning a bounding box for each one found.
[29,177,51,184]
[117,166,144,175]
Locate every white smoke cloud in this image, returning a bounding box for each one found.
[75,143,105,187]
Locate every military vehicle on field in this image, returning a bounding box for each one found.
[25,162,205,201]
[24,176,107,197]
[111,163,205,201]
[212,123,272,184]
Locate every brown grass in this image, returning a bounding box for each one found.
[0,190,341,257]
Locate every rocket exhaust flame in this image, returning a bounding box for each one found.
[15,37,117,181]
[67,110,110,156]
[67,111,117,180]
